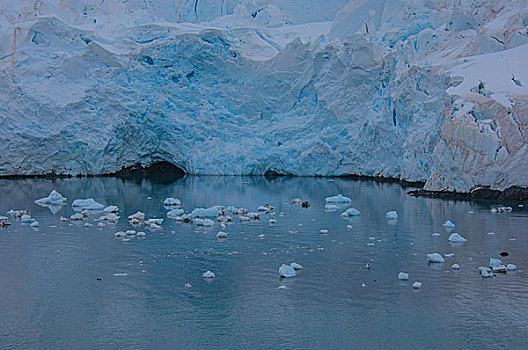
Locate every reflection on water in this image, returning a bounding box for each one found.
[0,176,527,349]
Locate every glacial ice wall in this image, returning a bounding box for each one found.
[0,0,527,192]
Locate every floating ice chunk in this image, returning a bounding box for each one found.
[325,194,351,203]
[194,218,214,226]
[84,223,93,227]
[489,258,502,267]
[163,198,181,206]
[320,229,328,234]
[167,208,185,218]
[203,271,215,278]
[506,264,517,271]
[443,220,455,228]
[341,208,360,217]
[239,216,250,222]
[488,232,496,235]
[279,264,296,278]
[291,199,302,204]
[432,232,441,236]
[277,285,288,289]
[72,198,104,210]
[324,204,339,211]
[448,233,467,242]
[122,238,131,242]
[149,223,162,229]
[103,205,119,213]
[386,211,398,220]
[99,213,119,222]
[137,231,146,237]
[113,273,127,276]
[269,219,277,224]
[97,222,106,228]
[427,253,445,263]
[290,262,303,270]
[125,230,136,236]
[216,231,227,239]
[412,282,422,289]
[145,218,163,225]
[346,225,353,230]
[70,213,84,221]
[480,267,493,278]
[35,190,67,205]
[444,253,455,258]
[128,211,145,222]
[185,283,192,288]
[114,231,125,237]
[452,263,460,269]
[30,221,39,227]
[492,265,507,273]
[246,212,260,220]
[191,207,219,218]
[257,205,270,212]
[398,272,409,280]
[21,214,31,221]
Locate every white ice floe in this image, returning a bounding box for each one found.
[325,194,352,203]
[70,213,84,221]
[480,267,493,278]
[427,253,445,263]
[216,231,228,239]
[386,211,398,220]
[103,205,119,213]
[125,230,136,235]
[489,258,503,267]
[97,222,106,228]
[191,207,219,218]
[443,220,455,228]
[114,231,125,237]
[324,204,339,211]
[341,208,360,217]
[145,219,163,225]
[30,221,39,227]
[320,229,328,234]
[452,263,460,269]
[34,190,67,205]
[163,198,181,206]
[412,282,422,289]
[246,212,260,220]
[203,271,216,278]
[167,208,185,218]
[72,198,104,210]
[137,231,146,237]
[128,211,145,222]
[194,218,214,226]
[290,262,303,270]
[84,223,93,227]
[99,213,119,222]
[279,264,296,278]
[444,253,455,258]
[448,233,467,242]
[269,219,277,224]
[398,272,409,280]
[507,264,517,271]
[257,205,271,212]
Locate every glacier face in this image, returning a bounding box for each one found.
[0,0,527,192]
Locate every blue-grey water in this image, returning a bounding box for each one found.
[0,176,527,349]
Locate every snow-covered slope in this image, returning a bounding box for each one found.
[1,0,527,192]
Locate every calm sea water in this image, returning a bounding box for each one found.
[0,176,527,349]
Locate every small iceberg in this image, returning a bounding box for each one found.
[167,208,185,218]
[398,272,409,280]
[72,198,104,210]
[279,264,296,278]
[128,211,145,222]
[70,213,84,221]
[191,207,219,218]
[268,219,277,224]
[320,229,328,234]
[443,220,455,228]
[137,231,146,237]
[480,267,493,278]
[412,282,422,289]
[145,218,163,225]
[290,262,303,270]
[324,204,339,211]
[194,218,214,226]
[163,198,181,206]
[35,190,67,205]
[489,258,502,267]
[507,264,517,271]
[103,206,119,213]
[203,271,215,278]
[448,233,467,242]
[216,231,228,239]
[452,263,460,269]
[341,208,360,217]
[114,231,125,237]
[386,211,398,220]
[30,221,39,227]
[427,253,445,263]
[325,194,352,203]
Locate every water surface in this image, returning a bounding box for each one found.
[0,176,527,349]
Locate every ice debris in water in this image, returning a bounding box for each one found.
[216,231,227,239]
[320,229,328,234]
[128,211,145,223]
[480,267,493,278]
[444,253,455,258]
[30,221,39,227]
[114,231,125,237]
[70,213,84,221]
[398,272,409,280]
[191,207,219,218]
[84,223,93,227]
[279,264,296,278]
[185,283,192,288]
[126,230,136,236]
[341,208,360,217]
[194,218,214,226]
[163,198,181,206]
[137,231,146,237]
[489,258,502,267]
[269,219,277,224]
[72,198,104,210]
[97,222,106,228]
[448,233,467,242]
[290,262,303,270]
[507,264,517,271]
[412,282,422,289]
[386,211,398,220]
[34,190,67,205]
[452,263,460,269]
[103,205,119,213]
[443,220,455,228]
[325,194,352,203]
[324,204,339,211]
[203,271,215,278]
[145,219,163,225]
[167,208,185,218]
[427,253,445,263]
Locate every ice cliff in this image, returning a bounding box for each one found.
[1,0,527,193]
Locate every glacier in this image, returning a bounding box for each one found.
[1,0,527,193]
